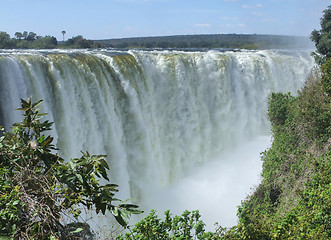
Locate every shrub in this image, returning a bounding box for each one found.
[0,98,141,239]
[268,92,295,129]
[116,210,225,240]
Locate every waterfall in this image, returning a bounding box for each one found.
[0,49,314,230]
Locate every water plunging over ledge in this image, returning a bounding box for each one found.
[0,49,314,231]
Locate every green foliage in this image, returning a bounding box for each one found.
[96,34,312,50]
[311,5,331,65]
[0,98,141,239]
[0,31,100,49]
[268,92,295,129]
[0,32,15,49]
[116,210,225,240]
[0,168,21,236]
[321,58,331,96]
[63,35,101,49]
[227,11,331,236]
[240,44,259,50]
[0,31,313,50]
[32,36,58,49]
[270,154,331,239]
[0,31,57,49]
[294,71,331,144]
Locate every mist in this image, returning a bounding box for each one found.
[139,136,271,230]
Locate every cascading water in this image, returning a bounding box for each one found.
[0,49,314,232]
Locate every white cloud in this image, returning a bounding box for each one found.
[115,0,168,3]
[252,11,263,16]
[194,23,211,27]
[238,24,245,27]
[242,4,263,9]
[221,16,239,20]
[171,9,221,14]
[261,18,278,23]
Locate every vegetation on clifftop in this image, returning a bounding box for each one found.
[230,65,330,239]
[0,31,313,50]
[96,34,313,50]
[224,5,331,239]
[0,31,100,49]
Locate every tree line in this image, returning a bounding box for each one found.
[0,30,314,50]
[96,34,314,50]
[0,31,100,49]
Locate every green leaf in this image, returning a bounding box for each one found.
[104,183,119,191]
[17,99,28,110]
[115,212,128,227]
[99,168,109,181]
[42,136,53,147]
[100,202,107,215]
[0,236,11,240]
[99,158,109,169]
[75,173,84,184]
[111,207,119,217]
[32,99,43,109]
[70,227,83,234]
[38,135,45,143]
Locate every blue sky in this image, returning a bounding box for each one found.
[1,0,330,40]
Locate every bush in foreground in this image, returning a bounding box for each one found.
[116,210,226,240]
[0,98,141,239]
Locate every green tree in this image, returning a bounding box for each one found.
[0,31,13,49]
[22,31,28,39]
[14,32,23,40]
[267,92,295,129]
[32,36,58,49]
[62,30,66,41]
[65,35,99,48]
[311,5,331,64]
[26,32,37,41]
[321,58,331,96]
[0,98,141,239]
[16,40,30,49]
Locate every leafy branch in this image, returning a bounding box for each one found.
[0,98,142,239]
